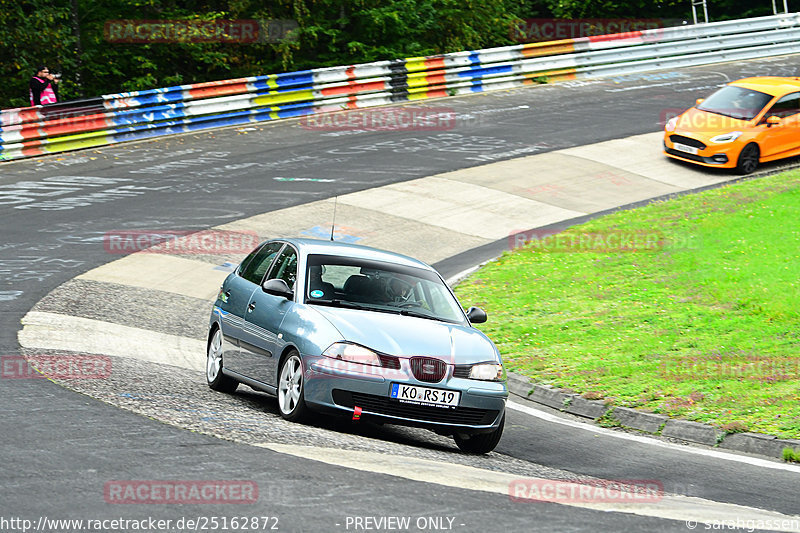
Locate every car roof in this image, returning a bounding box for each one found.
[275,237,435,271]
[730,77,800,97]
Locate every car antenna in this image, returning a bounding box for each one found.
[329,196,338,241]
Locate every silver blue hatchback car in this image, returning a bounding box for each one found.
[206,238,507,453]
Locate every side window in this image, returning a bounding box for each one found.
[268,246,298,290]
[239,242,283,284]
[764,93,800,120]
[238,245,264,276]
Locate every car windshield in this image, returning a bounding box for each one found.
[697,85,773,121]
[304,254,467,324]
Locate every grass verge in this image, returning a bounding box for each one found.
[455,170,800,438]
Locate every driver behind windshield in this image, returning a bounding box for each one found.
[385,276,411,303]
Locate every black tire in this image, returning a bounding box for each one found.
[206,327,238,393]
[454,413,504,454]
[277,350,309,422]
[736,143,759,175]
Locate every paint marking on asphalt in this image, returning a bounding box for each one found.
[507,400,800,474]
[257,443,800,530]
[18,311,205,372]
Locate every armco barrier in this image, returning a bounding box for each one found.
[2,13,800,162]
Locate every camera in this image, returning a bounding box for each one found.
[52,73,61,79]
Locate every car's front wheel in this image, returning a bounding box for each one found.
[454,413,504,454]
[207,328,238,393]
[736,143,760,175]
[277,350,308,421]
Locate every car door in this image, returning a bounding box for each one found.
[760,92,800,159]
[219,241,283,375]
[239,243,299,387]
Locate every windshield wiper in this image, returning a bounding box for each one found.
[399,308,441,321]
[700,108,751,121]
[309,299,455,322]
[307,299,370,310]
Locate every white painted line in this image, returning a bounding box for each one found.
[18,312,205,372]
[507,400,800,474]
[257,443,800,530]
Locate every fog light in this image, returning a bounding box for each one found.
[711,154,728,163]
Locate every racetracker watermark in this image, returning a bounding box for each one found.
[510,18,674,42]
[509,479,663,504]
[104,480,258,504]
[508,229,700,253]
[103,230,260,255]
[300,108,456,132]
[104,19,297,43]
[105,20,259,43]
[659,351,800,383]
[0,516,279,532]
[311,353,458,383]
[1,355,111,380]
[661,107,762,131]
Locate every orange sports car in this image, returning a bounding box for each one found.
[664,77,800,174]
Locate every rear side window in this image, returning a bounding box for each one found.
[764,92,800,119]
[267,245,298,290]
[240,242,283,284]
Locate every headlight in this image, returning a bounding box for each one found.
[709,131,742,143]
[665,117,678,132]
[323,342,381,367]
[468,363,505,381]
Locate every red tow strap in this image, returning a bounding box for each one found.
[353,406,362,421]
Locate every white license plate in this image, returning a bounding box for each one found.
[390,383,460,408]
[673,142,699,155]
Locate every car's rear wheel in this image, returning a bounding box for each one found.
[207,328,238,393]
[736,143,759,175]
[454,413,504,454]
[278,350,308,421]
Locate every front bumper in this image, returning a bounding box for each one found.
[663,136,739,169]
[303,355,507,435]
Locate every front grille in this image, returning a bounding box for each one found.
[332,390,497,425]
[378,354,400,370]
[410,356,446,382]
[669,135,706,150]
[665,148,705,163]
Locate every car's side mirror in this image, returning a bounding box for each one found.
[466,306,487,324]
[766,116,783,127]
[262,278,293,299]
[695,98,704,106]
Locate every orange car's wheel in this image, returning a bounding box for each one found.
[736,143,759,175]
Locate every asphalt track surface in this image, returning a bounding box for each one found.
[3,55,800,532]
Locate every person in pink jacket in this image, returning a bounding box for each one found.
[29,66,59,106]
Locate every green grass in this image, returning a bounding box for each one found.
[455,170,800,438]
[783,447,800,463]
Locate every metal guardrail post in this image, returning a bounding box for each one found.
[773,0,790,14]
[692,0,710,24]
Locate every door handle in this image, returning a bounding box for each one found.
[247,301,256,312]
